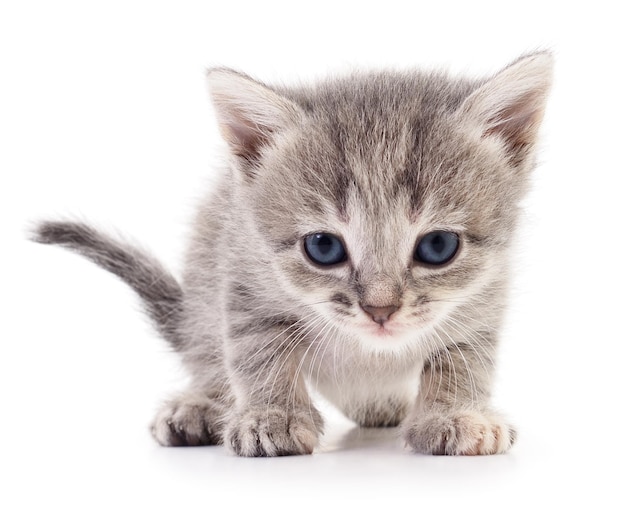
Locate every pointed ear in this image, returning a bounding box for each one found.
[457,52,554,164]
[206,68,303,171]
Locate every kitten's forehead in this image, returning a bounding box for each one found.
[262,103,470,240]
[254,68,529,249]
[299,75,477,215]
[315,113,467,228]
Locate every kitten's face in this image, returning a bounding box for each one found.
[209,57,551,352]
[248,98,520,352]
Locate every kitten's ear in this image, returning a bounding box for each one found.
[457,52,553,164]
[206,68,303,171]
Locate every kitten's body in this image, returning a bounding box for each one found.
[34,54,552,456]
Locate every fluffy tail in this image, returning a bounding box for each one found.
[32,221,184,350]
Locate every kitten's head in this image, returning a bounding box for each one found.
[208,54,553,353]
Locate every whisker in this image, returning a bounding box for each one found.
[430,328,459,409]
[288,317,335,412]
[437,326,478,407]
[219,317,306,396]
[444,316,496,376]
[260,314,326,405]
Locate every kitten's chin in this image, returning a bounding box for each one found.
[352,321,429,354]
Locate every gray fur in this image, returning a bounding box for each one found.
[32,53,553,456]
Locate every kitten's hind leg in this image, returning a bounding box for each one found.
[151,392,229,446]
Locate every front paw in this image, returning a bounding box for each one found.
[151,396,225,447]
[402,410,516,455]
[225,406,323,457]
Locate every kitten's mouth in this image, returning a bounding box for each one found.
[358,321,401,338]
[371,324,395,337]
[357,313,431,340]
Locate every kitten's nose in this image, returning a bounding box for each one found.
[360,304,399,325]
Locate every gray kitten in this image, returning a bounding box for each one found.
[33,52,552,456]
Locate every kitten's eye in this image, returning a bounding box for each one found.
[414,231,459,266]
[304,233,347,266]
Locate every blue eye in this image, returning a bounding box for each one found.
[304,233,347,266]
[415,231,459,266]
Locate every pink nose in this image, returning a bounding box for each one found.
[360,304,399,325]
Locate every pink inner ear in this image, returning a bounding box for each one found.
[221,109,271,166]
[484,91,545,159]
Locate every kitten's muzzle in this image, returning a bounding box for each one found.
[360,304,399,325]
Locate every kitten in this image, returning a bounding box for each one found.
[33,52,553,456]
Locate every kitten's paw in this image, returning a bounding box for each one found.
[225,406,323,457]
[402,410,516,455]
[151,396,226,446]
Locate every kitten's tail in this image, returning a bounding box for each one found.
[31,221,184,350]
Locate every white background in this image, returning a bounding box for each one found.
[1,1,624,515]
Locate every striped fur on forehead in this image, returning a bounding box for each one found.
[298,73,473,215]
[257,78,517,236]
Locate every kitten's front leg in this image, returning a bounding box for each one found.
[402,341,515,455]
[224,323,323,457]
